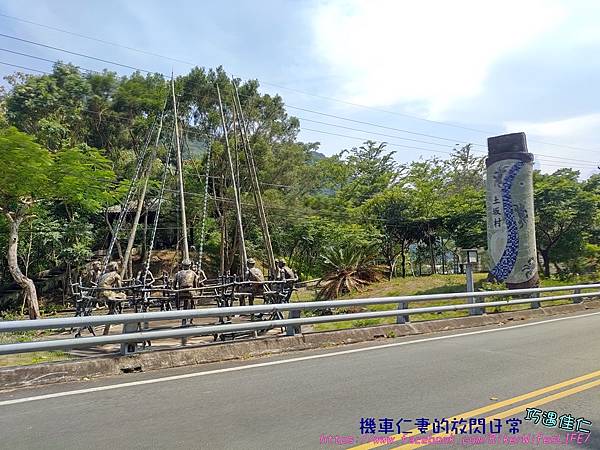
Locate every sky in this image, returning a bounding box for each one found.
[0,0,599,176]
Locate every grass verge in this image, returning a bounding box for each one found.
[310,274,592,332]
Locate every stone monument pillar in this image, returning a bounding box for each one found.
[486,132,539,289]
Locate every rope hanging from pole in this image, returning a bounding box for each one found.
[101,118,158,275]
[216,83,247,276]
[180,129,210,270]
[232,80,277,277]
[142,136,174,289]
[120,99,169,279]
[197,139,212,270]
[171,74,190,264]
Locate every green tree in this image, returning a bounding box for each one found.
[0,126,115,318]
[534,169,598,277]
[362,187,420,278]
[0,127,52,318]
[336,141,402,207]
[406,158,447,273]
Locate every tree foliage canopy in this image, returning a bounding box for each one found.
[1,62,599,312]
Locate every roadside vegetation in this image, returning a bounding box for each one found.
[0,63,599,321]
[295,274,597,332]
[0,315,71,366]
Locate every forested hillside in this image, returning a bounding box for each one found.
[1,63,599,317]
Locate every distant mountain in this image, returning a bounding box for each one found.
[308,150,326,162]
[182,132,210,159]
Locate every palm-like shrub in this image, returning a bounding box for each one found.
[317,245,383,300]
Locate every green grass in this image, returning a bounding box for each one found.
[0,351,72,367]
[309,274,590,332]
[0,331,73,367]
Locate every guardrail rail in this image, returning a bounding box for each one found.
[1,283,598,356]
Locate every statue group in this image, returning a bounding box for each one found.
[82,256,296,314]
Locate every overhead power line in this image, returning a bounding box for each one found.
[255,81,600,154]
[1,51,598,169]
[0,21,598,156]
[299,127,599,169]
[292,112,599,166]
[0,60,46,73]
[0,12,196,67]
[0,33,152,73]
[0,47,96,73]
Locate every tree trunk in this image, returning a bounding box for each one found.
[540,249,551,278]
[220,214,226,275]
[428,233,436,275]
[63,261,71,303]
[440,237,445,275]
[553,262,561,274]
[387,259,396,281]
[6,213,40,319]
[141,210,148,263]
[128,257,133,280]
[227,224,240,275]
[401,245,406,278]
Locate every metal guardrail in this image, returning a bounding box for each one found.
[1,283,598,356]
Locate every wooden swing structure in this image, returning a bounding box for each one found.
[71,77,297,342]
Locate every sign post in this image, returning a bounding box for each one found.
[464,249,482,315]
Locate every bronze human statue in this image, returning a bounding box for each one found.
[97,262,127,328]
[277,258,295,282]
[136,267,155,287]
[275,258,296,304]
[161,270,171,289]
[159,270,172,311]
[88,261,102,286]
[97,262,126,302]
[174,259,199,310]
[246,258,265,284]
[192,262,208,286]
[243,258,264,306]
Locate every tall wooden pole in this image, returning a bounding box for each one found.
[232,81,276,276]
[216,84,247,274]
[171,75,189,263]
[120,112,165,278]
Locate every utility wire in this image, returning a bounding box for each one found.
[4,13,597,154]
[0,60,46,73]
[0,33,152,73]
[294,115,600,167]
[1,54,598,169]
[0,47,97,73]
[1,29,598,155]
[0,12,196,67]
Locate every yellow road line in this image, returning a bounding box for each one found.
[392,377,600,449]
[350,369,600,450]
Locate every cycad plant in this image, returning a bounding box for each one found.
[317,245,383,300]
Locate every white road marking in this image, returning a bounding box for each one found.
[2,310,600,407]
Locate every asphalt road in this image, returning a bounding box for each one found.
[1,311,599,450]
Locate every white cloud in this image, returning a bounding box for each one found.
[505,114,600,177]
[312,0,565,116]
[506,113,600,139]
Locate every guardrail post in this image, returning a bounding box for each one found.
[286,309,301,336]
[120,322,141,355]
[466,264,483,315]
[573,288,583,303]
[396,302,409,324]
[530,292,540,309]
